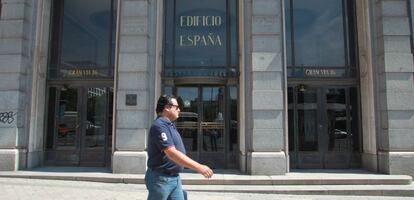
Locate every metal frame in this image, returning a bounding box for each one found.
[47,0,117,80]
[162,0,239,80]
[285,0,358,79]
[288,84,361,169]
[44,84,113,167]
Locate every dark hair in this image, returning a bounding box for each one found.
[156,94,176,114]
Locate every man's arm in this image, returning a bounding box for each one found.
[164,146,213,178]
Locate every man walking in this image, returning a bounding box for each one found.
[145,95,214,200]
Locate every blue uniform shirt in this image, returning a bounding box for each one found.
[147,116,186,174]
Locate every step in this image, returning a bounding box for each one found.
[183,184,414,197]
[0,168,411,186]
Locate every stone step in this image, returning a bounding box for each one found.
[0,169,411,186]
[179,171,412,185]
[1,168,413,196]
[183,184,414,197]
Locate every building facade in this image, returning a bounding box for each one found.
[0,0,413,177]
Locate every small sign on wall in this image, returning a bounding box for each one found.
[125,94,137,106]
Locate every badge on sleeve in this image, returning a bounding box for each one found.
[161,132,168,141]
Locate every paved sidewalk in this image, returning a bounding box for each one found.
[1,177,414,200]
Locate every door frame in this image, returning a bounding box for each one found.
[44,82,113,167]
[172,84,237,169]
[288,84,361,169]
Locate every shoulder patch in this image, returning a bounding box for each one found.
[161,132,168,141]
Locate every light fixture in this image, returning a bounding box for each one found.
[298,84,306,92]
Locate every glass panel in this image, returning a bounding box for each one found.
[84,88,108,149]
[201,87,225,152]
[164,0,174,67]
[176,87,199,152]
[49,0,116,78]
[326,88,348,152]
[289,0,345,67]
[46,87,57,150]
[349,87,360,152]
[297,88,318,151]
[288,87,294,151]
[107,87,113,161]
[230,0,238,66]
[56,88,78,149]
[411,0,414,47]
[61,0,112,67]
[228,86,238,152]
[174,0,227,67]
[285,0,293,67]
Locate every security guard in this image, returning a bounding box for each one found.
[145,95,213,200]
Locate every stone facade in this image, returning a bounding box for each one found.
[373,0,414,176]
[0,0,413,177]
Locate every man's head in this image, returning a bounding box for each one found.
[156,94,180,121]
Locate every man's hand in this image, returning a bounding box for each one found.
[197,165,213,178]
[164,146,214,178]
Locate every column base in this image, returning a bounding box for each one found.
[362,152,378,172]
[379,151,414,178]
[247,151,287,175]
[0,149,26,171]
[112,151,147,174]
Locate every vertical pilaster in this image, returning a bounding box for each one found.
[374,0,414,177]
[0,0,36,171]
[112,0,151,174]
[245,0,286,175]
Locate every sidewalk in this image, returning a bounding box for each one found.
[2,177,414,200]
[0,167,413,197]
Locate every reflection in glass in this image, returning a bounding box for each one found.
[288,0,345,67]
[49,0,117,78]
[202,87,225,152]
[326,88,348,151]
[297,88,318,151]
[56,88,78,149]
[350,87,360,152]
[46,87,57,150]
[411,0,414,46]
[163,0,238,78]
[85,88,108,149]
[176,87,199,152]
[174,0,227,67]
[288,87,294,151]
[228,86,238,152]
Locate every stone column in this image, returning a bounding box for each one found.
[112,0,151,174]
[356,0,378,172]
[245,0,286,175]
[373,0,414,177]
[0,0,38,171]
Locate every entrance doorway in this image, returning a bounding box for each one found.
[288,85,361,169]
[45,85,113,167]
[171,85,238,169]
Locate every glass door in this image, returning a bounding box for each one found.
[45,85,113,167]
[199,87,225,168]
[175,86,228,169]
[288,85,360,169]
[80,87,113,167]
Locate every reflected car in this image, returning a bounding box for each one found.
[334,129,350,139]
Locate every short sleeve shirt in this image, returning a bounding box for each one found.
[147,116,186,174]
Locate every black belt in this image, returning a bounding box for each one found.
[150,168,178,176]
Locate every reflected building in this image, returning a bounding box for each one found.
[0,0,413,177]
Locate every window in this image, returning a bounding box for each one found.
[48,0,117,79]
[409,0,414,52]
[285,0,357,78]
[408,0,414,85]
[163,0,238,78]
